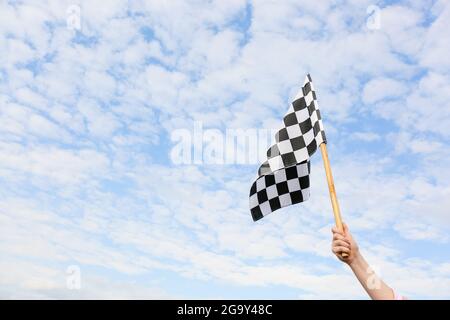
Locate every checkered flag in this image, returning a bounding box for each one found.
[249,74,327,221]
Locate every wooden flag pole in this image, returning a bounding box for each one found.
[319,143,348,258]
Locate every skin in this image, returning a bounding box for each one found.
[331,223,396,300]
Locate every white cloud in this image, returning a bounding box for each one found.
[145,64,188,112]
[83,71,117,101]
[352,131,381,142]
[4,39,36,64]
[420,1,450,71]
[14,87,49,111]
[27,113,68,140]
[363,77,409,104]
[394,220,447,242]
[0,142,109,185]
[379,5,425,56]
[409,139,443,154]
[77,98,121,138]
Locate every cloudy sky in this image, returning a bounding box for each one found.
[0,0,449,299]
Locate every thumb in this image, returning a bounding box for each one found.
[343,222,349,235]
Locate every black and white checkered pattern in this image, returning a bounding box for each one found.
[258,74,326,176]
[249,74,326,221]
[249,161,311,221]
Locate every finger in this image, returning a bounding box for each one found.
[332,233,346,241]
[333,240,350,248]
[332,246,350,254]
[333,234,345,241]
[332,242,351,253]
[343,222,349,236]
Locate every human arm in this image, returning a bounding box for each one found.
[331,223,396,300]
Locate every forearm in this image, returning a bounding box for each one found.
[349,253,394,300]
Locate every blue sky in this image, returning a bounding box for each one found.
[0,0,449,299]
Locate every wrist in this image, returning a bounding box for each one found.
[348,251,363,268]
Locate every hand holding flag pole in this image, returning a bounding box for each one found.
[319,143,348,258]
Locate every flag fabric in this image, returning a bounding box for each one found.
[249,74,326,221]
